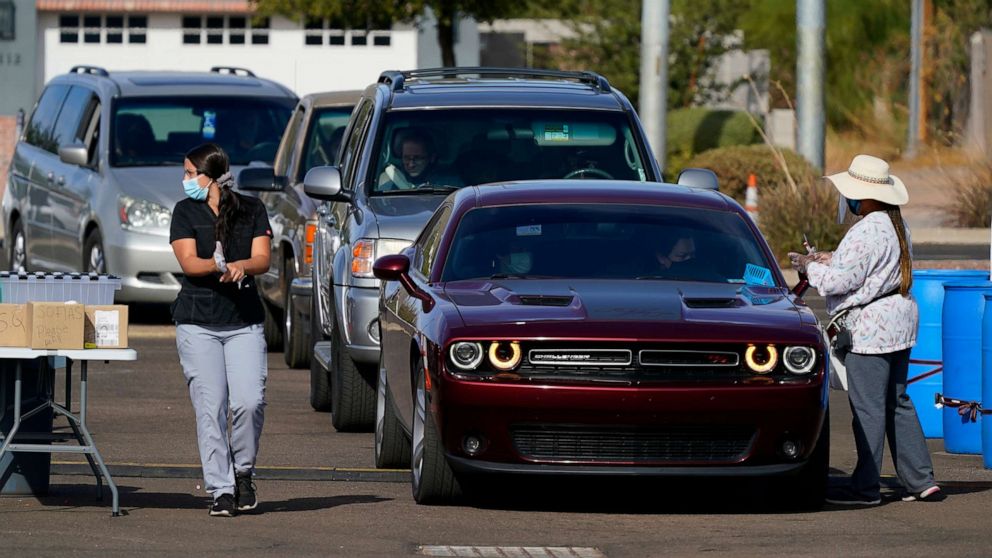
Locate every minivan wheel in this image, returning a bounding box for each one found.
[9,219,25,272]
[309,291,332,411]
[282,263,310,369]
[83,230,106,274]
[262,298,284,352]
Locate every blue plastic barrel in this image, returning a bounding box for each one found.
[909,270,988,437]
[983,294,992,468]
[942,280,992,454]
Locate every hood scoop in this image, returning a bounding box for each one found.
[683,297,738,309]
[517,294,575,307]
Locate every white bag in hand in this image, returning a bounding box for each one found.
[213,241,228,273]
[822,328,848,391]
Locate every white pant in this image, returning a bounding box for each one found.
[176,323,267,498]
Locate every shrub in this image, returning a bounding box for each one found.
[685,144,819,203]
[666,108,761,177]
[946,162,992,227]
[759,177,847,266]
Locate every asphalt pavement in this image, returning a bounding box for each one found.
[1,313,991,557]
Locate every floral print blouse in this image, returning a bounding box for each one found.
[806,211,918,355]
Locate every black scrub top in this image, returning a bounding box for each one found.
[169,194,272,326]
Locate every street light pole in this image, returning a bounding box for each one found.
[639,0,670,175]
[796,0,825,171]
[906,0,923,158]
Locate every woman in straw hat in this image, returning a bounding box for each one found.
[789,154,941,505]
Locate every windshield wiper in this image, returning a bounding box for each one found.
[378,186,460,195]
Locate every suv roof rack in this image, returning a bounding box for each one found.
[210,66,256,77]
[378,67,612,93]
[69,65,110,77]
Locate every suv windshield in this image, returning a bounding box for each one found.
[441,204,772,284]
[372,109,650,194]
[111,96,295,167]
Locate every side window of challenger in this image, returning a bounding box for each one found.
[415,206,452,278]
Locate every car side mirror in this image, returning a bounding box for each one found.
[303,165,351,203]
[58,143,89,167]
[238,167,282,191]
[676,168,719,191]
[373,254,435,311]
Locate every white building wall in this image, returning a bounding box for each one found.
[39,13,419,96]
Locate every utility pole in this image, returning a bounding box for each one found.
[796,0,825,171]
[906,0,924,158]
[639,0,670,175]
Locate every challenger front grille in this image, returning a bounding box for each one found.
[511,424,755,463]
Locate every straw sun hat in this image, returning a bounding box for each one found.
[825,154,909,206]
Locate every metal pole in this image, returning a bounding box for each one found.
[639,0,670,174]
[796,0,825,171]
[906,0,923,158]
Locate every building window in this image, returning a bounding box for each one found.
[304,17,323,45]
[205,16,223,44]
[128,15,147,43]
[372,32,391,47]
[251,17,269,45]
[0,1,14,41]
[351,31,367,46]
[83,15,101,43]
[304,19,391,47]
[228,16,245,45]
[183,15,201,44]
[105,15,123,44]
[59,14,79,43]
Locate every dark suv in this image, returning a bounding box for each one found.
[302,68,662,430]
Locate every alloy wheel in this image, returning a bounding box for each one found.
[412,373,427,490]
[89,244,105,274]
[375,365,387,458]
[11,230,25,272]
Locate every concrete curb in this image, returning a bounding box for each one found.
[913,228,989,245]
[52,462,409,483]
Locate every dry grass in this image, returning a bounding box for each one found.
[944,158,992,227]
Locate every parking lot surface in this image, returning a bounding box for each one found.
[2,303,991,557]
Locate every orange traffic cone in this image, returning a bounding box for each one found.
[745,173,759,222]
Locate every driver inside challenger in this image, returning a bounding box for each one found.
[378,129,461,190]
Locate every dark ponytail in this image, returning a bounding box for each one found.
[186,143,243,251]
[886,207,913,296]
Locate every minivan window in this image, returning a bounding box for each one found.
[299,106,353,180]
[52,86,96,149]
[110,96,295,167]
[372,109,650,194]
[441,204,771,284]
[25,84,70,153]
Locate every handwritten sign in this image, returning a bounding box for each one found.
[0,303,27,347]
[27,302,84,349]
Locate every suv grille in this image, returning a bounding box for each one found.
[511,425,755,463]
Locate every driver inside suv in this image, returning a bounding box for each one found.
[377,128,462,190]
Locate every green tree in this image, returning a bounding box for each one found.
[250,0,534,66]
[535,0,747,109]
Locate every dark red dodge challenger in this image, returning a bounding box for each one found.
[372,180,828,507]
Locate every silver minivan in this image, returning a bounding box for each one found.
[1,65,296,302]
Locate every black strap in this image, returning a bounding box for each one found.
[853,287,902,311]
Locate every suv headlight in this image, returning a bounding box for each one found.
[351,238,412,278]
[119,195,171,235]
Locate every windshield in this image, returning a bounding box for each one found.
[111,96,295,167]
[371,109,651,194]
[441,204,773,284]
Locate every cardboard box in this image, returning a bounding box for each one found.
[0,303,28,347]
[26,302,85,350]
[84,305,129,349]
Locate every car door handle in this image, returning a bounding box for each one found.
[46,171,55,183]
[56,176,65,186]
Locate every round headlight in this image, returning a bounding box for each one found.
[450,342,484,370]
[783,346,816,374]
[745,344,778,374]
[488,341,522,371]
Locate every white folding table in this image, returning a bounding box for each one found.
[0,348,137,516]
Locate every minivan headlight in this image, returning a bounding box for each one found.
[119,195,171,235]
[783,346,816,374]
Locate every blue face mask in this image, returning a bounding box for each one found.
[846,198,862,216]
[183,176,208,201]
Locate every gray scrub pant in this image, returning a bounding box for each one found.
[845,348,936,498]
[176,323,267,499]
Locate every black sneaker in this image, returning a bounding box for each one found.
[210,493,236,517]
[235,473,258,512]
[901,485,944,502]
[825,487,881,506]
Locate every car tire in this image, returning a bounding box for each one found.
[262,298,284,352]
[411,358,462,505]
[282,262,310,369]
[330,318,375,432]
[375,356,411,469]
[777,411,829,511]
[309,292,332,412]
[9,218,26,272]
[83,229,106,274]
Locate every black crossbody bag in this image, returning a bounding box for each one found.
[826,288,902,355]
